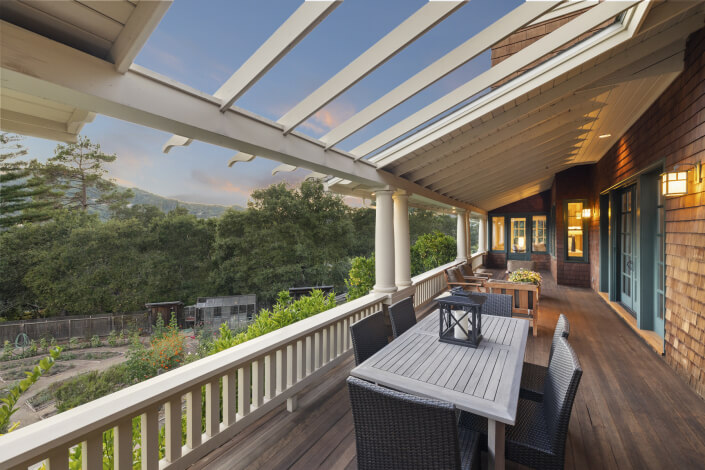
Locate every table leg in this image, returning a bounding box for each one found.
[488,419,505,470]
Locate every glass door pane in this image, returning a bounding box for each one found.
[492,216,505,251]
[567,202,584,258]
[510,218,527,253]
[532,215,547,252]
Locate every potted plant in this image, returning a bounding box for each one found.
[507,269,542,296]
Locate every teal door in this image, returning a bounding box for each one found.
[654,182,665,336]
[619,186,637,314]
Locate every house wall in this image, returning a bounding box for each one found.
[588,28,705,398]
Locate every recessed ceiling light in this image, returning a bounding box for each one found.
[598,134,612,139]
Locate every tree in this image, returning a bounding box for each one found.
[411,230,456,276]
[409,209,456,244]
[345,255,375,301]
[0,133,54,228]
[41,136,133,213]
[211,181,354,305]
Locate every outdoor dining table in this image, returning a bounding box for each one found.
[350,305,529,470]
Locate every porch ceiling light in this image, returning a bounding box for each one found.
[598,134,612,139]
[661,162,702,198]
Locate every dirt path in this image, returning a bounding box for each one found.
[1,346,129,429]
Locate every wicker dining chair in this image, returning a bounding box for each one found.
[350,311,389,365]
[459,337,582,470]
[466,292,512,317]
[389,297,417,339]
[520,314,570,402]
[347,376,481,470]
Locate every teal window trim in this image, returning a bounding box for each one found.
[488,212,551,255]
[563,199,589,263]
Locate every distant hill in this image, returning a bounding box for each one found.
[128,187,243,218]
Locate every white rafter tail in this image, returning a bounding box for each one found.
[277,0,468,133]
[162,135,193,154]
[215,0,341,111]
[110,1,172,73]
[227,152,256,167]
[320,0,562,150]
[305,171,328,181]
[272,163,298,176]
[351,0,639,158]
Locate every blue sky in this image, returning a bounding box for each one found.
[21,0,522,207]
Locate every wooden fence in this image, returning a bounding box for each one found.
[0,312,152,344]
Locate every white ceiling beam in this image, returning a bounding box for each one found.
[0,20,480,212]
[402,101,602,181]
[277,0,467,134]
[351,0,637,158]
[319,0,562,150]
[416,120,594,188]
[388,89,606,176]
[0,113,79,142]
[434,135,585,195]
[109,0,172,73]
[372,7,704,168]
[474,176,556,210]
[66,108,95,134]
[215,0,341,112]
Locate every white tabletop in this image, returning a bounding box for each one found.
[350,311,529,425]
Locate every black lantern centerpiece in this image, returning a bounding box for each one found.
[436,289,486,348]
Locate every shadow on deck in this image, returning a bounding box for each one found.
[191,271,705,470]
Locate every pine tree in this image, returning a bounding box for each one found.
[41,135,133,213]
[0,133,54,228]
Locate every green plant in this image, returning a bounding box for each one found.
[508,269,542,286]
[28,340,37,356]
[69,337,78,350]
[152,315,166,343]
[0,347,61,434]
[39,337,47,352]
[410,230,456,276]
[90,335,101,348]
[345,255,375,301]
[107,330,118,347]
[211,290,336,354]
[50,337,57,348]
[125,334,157,382]
[53,364,130,412]
[2,341,13,360]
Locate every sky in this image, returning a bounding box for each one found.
[20,0,523,207]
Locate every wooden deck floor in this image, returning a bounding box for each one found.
[191,272,705,470]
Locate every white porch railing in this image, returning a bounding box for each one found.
[0,257,485,470]
[411,252,485,309]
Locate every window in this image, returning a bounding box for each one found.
[510,217,527,253]
[491,216,505,251]
[565,200,588,261]
[532,215,547,252]
[550,205,556,256]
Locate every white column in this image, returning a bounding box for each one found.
[479,214,487,252]
[393,191,411,288]
[456,209,468,261]
[374,190,397,293]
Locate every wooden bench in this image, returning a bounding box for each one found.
[484,280,540,336]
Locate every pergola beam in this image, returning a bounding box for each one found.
[215,0,341,111]
[109,0,172,73]
[319,0,562,150]
[351,1,637,158]
[277,0,467,133]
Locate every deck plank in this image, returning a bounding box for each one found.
[192,270,705,469]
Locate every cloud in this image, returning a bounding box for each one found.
[191,169,252,199]
[112,176,137,188]
[143,45,187,74]
[297,100,357,137]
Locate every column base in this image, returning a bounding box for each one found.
[373,285,398,294]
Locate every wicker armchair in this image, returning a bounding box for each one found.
[389,297,417,339]
[459,337,582,470]
[445,267,482,291]
[350,311,389,365]
[521,314,570,401]
[458,263,492,282]
[347,376,481,470]
[449,288,512,317]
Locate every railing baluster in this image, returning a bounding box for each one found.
[165,396,183,462]
[45,448,68,470]
[276,348,287,395]
[223,372,236,426]
[81,433,102,469]
[186,386,202,449]
[321,328,329,365]
[206,379,220,438]
[114,418,133,470]
[287,343,297,387]
[238,365,251,418]
[141,406,159,469]
[329,324,337,362]
[305,335,313,376]
[264,353,276,401]
[296,339,304,381]
[252,359,265,409]
[314,331,322,370]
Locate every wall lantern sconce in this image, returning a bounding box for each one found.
[581,208,592,218]
[661,162,703,197]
